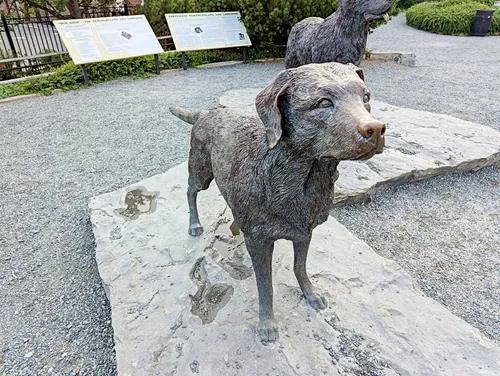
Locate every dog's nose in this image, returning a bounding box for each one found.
[357,119,386,139]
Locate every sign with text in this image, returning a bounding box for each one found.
[53,16,163,65]
[165,12,252,52]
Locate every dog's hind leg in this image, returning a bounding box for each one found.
[187,146,213,237]
[244,236,278,344]
[293,237,327,310]
[187,186,204,236]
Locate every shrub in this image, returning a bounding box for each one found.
[398,0,427,9]
[0,50,16,81]
[0,48,273,99]
[406,0,498,35]
[141,0,400,46]
[491,8,500,34]
[239,0,339,45]
[400,0,494,8]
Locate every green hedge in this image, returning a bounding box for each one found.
[239,0,339,45]
[400,0,495,9]
[141,0,399,46]
[0,50,246,99]
[142,0,339,45]
[406,0,499,35]
[1,0,400,98]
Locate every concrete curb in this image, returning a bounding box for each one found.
[197,61,244,69]
[0,94,41,104]
[366,51,416,66]
[0,72,56,85]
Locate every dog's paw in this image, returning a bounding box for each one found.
[258,321,279,344]
[307,294,328,311]
[188,225,204,237]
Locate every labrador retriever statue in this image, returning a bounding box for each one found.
[285,0,393,68]
[170,62,385,343]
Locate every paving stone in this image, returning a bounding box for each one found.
[90,163,500,376]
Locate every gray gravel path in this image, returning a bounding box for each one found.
[0,13,498,375]
[0,65,283,375]
[364,14,500,131]
[331,167,500,343]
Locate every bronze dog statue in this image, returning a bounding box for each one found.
[285,0,392,68]
[170,62,385,343]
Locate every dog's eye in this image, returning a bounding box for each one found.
[316,99,334,108]
[363,93,370,103]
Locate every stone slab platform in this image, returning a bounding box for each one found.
[90,163,499,376]
[219,89,500,205]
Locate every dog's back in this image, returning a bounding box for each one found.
[285,17,323,68]
[171,106,338,241]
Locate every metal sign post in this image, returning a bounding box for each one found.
[154,54,160,74]
[181,53,188,70]
[81,64,90,85]
[243,47,248,64]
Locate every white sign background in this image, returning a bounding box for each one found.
[53,16,163,65]
[165,12,252,52]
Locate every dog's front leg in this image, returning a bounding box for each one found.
[293,237,327,310]
[244,235,278,343]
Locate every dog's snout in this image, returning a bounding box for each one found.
[357,119,386,139]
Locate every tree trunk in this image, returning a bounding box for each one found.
[66,0,82,18]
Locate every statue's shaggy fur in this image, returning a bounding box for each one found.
[170,62,386,343]
[285,0,392,68]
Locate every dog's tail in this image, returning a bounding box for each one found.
[169,106,207,125]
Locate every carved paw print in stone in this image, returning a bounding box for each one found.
[115,187,159,220]
[189,257,234,324]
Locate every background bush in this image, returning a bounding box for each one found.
[0,48,269,99]
[406,0,499,35]
[141,0,401,46]
[1,0,400,98]
[400,0,495,9]
[239,0,338,45]
[398,0,427,9]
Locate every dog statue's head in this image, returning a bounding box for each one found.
[255,62,385,161]
[339,0,393,21]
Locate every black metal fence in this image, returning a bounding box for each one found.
[1,14,67,58]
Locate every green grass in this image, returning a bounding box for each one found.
[406,0,499,35]
[0,48,278,100]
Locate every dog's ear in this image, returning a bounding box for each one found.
[255,71,291,149]
[347,63,364,81]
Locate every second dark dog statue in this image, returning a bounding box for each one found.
[285,0,393,68]
[170,62,385,343]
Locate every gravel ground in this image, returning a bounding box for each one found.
[0,13,498,375]
[331,167,500,343]
[364,14,500,131]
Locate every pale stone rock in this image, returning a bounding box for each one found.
[218,89,500,204]
[90,163,500,376]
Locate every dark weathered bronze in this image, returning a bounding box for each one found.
[285,0,392,68]
[170,62,385,343]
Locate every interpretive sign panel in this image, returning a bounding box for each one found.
[53,16,163,65]
[165,12,252,52]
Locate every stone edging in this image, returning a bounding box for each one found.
[365,51,416,66]
[0,94,42,104]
